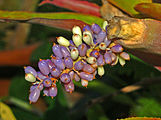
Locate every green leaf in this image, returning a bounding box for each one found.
[131,97,161,117]
[9,75,30,101]
[30,42,52,62]
[134,3,161,20]
[11,107,42,120]
[87,104,109,120]
[107,0,152,16]
[0,10,104,27]
[43,100,70,120]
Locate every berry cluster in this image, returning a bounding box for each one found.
[24,21,130,103]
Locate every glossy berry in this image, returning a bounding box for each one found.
[49,85,57,97]
[79,72,94,81]
[64,56,73,69]
[97,54,105,66]
[46,59,55,69]
[96,30,106,43]
[29,88,40,103]
[57,36,70,47]
[24,66,37,77]
[111,44,123,53]
[91,23,101,34]
[52,57,65,70]
[74,60,84,71]
[43,78,52,87]
[83,64,95,73]
[120,52,130,60]
[51,67,61,78]
[72,34,82,47]
[37,71,47,80]
[25,73,36,82]
[104,52,112,64]
[52,44,63,58]
[60,73,71,84]
[60,46,71,58]
[43,88,49,96]
[90,50,100,58]
[78,43,88,57]
[73,73,80,82]
[38,60,50,75]
[64,81,74,93]
[83,25,91,31]
[71,48,79,60]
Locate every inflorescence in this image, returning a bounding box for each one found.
[24,21,130,103]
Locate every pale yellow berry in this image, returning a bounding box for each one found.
[72,26,82,37]
[86,56,97,64]
[71,48,79,60]
[72,34,82,47]
[25,73,36,82]
[98,66,105,76]
[57,36,70,47]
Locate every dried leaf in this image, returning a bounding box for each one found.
[134,3,161,20]
[39,0,101,17]
[101,0,127,20]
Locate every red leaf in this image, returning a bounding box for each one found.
[39,0,100,17]
[28,18,88,31]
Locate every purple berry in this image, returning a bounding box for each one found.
[91,23,101,34]
[69,71,74,80]
[38,60,50,75]
[104,52,112,64]
[43,88,49,96]
[43,78,52,87]
[120,52,130,60]
[79,72,94,81]
[64,81,74,93]
[74,60,84,71]
[50,67,61,78]
[111,44,123,53]
[52,44,63,58]
[38,83,44,91]
[78,44,88,57]
[37,71,47,80]
[83,64,95,73]
[29,88,40,103]
[97,54,105,66]
[49,85,57,97]
[64,57,73,69]
[90,50,100,58]
[96,30,106,43]
[74,73,80,82]
[30,84,38,92]
[60,73,71,84]
[52,57,65,70]
[46,59,55,69]
[83,25,91,31]
[110,53,117,62]
[60,46,71,58]
[24,66,37,77]
[104,37,111,46]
